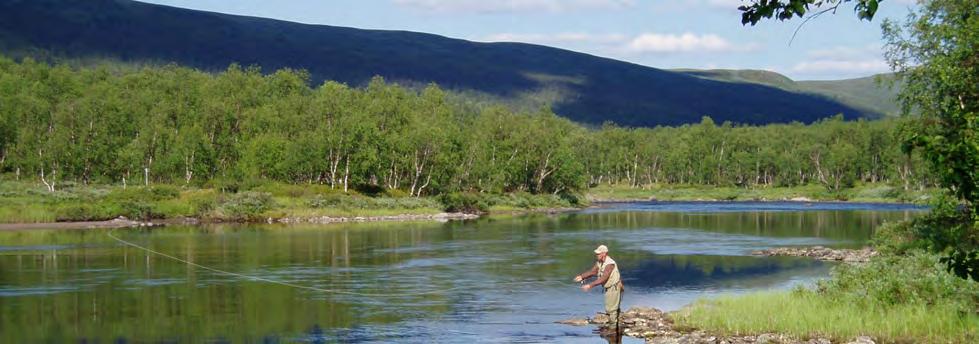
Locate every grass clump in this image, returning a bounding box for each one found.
[675,289,978,343]
[674,251,979,343]
[217,191,276,221]
[440,192,491,214]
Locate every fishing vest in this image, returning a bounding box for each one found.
[595,256,621,289]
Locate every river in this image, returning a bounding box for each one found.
[0,201,926,343]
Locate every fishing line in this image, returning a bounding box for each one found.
[107,228,483,297]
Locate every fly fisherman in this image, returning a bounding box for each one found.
[573,244,623,332]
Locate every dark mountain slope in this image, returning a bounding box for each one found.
[0,0,876,126]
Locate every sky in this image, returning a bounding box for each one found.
[138,0,920,81]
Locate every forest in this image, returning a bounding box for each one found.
[0,56,932,198]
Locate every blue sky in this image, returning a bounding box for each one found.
[139,0,919,80]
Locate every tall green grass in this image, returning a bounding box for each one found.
[675,251,979,343]
[674,291,979,343]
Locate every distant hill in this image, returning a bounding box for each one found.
[0,0,883,126]
[677,69,901,117]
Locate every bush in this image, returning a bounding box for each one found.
[204,177,242,193]
[817,252,979,314]
[113,200,160,220]
[307,193,441,210]
[440,192,490,214]
[147,185,180,199]
[180,189,218,216]
[249,181,339,198]
[307,194,347,208]
[219,191,276,220]
[872,220,925,255]
[55,203,116,221]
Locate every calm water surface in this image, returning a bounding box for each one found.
[0,201,925,343]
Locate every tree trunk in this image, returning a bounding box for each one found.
[343,156,350,193]
[535,152,554,193]
[40,167,56,192]
[185,150,195,184]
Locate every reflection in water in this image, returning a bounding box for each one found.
[624,255,826,291]
[0,202,924,343]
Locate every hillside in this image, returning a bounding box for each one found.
[678,69,901,117]
[0,0,879,126]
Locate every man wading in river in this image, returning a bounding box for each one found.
[573,244,623,333]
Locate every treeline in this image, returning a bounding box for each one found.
[0,57,932,195]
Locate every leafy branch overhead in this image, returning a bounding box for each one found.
[739,0,882,25]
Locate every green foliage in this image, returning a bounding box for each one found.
[739,0,882,26]
[676,290,979,343]
[306,194,440,211]
[817,252,979,313]
[0,55,937,200]
[677,250,979,343]
[883,0,979,280]
[439,192,490,214]
[218,191,276,221]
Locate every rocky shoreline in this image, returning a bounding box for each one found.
[274,212,480,224]
[751,246,878,263]
[559,307,877,344]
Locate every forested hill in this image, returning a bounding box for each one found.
[0,0,876,126]
[678,69,901,117]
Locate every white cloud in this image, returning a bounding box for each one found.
[791,44,890,75]
[393,0,635,13]
[480,32,628,45]
[479,31,758,55]
[807,44,881,60]
[625,32,756,53]
[792,59,889,74]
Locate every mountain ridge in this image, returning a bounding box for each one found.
[0,0,887,126]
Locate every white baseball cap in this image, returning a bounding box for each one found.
[594,245,609,254]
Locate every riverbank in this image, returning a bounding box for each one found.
[672,248,979,344]
[559,244,977,343]
[1,180,937,226]
[0,181,580,225]
[560,307,860,344]
[586,183,936,204]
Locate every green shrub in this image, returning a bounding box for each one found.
[181,189,218,216]
[440,192,490,214]
[817,252,979,314]
[307,194,347,208]
[382,188,409,198]
[395,197,441,209]
[307,194,441,210]
[204,177,242,193]
[148,185,180,199]
[152,200,196,218]
[219,191,276,220]
[872,220,926,255]
[113,200,160,220]
[55,203,116,221]
[249,181,340,198]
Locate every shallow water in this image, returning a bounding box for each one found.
[0,201,925,343]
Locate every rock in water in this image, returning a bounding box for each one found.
[555,318,589,326]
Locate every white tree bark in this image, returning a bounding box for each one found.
[40,167,56,192]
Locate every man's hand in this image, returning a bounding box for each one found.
[573,275,583,283]
[581,284,592,292]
